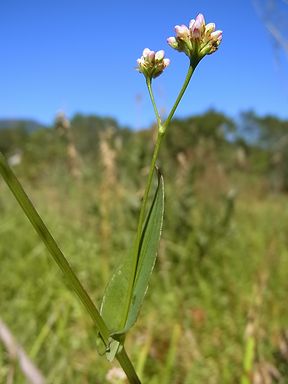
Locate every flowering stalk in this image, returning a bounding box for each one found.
[136,13,222,233]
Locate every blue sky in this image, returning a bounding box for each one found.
[1,0,288,129]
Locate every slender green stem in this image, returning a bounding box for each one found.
[122,79,164,330]
[122,59,199,379]
[146,77,161,127]
[135,131,163,244]
[0,152,141,384]
[136,59,200,234]
[163,58,200,131]
[118,348,141,384]
[128,61,200,313]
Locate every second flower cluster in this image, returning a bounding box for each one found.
[137,13,222,79]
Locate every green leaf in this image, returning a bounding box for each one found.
[100,170,164,347]
[123,172,164,332]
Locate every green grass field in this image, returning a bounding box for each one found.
[1,163,288,383]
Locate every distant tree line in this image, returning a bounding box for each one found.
[0,110,288,191]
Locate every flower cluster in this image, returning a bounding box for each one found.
[136,48,170,79]
[136,13,222,79]
[167,13,222,60]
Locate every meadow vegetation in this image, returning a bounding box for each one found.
[1,110,288,383]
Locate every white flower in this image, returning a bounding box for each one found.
[136,48,170,79]
[167,13,222,60]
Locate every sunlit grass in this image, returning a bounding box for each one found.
[1,171,288,382]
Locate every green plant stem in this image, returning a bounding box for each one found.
[118,348,141,384]
[137,77,163,237]
[136,60,199,241]
[135,131,163,246]
[163,58,200,131]
[121,77,164,330]
[119,59,199,378]
[124,61,198,327]
[146,77,162,127]
[0,152,141,384]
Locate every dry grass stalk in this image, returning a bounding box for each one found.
[0,318,46,384]
[98,128,118,280]
[55,111,82,179]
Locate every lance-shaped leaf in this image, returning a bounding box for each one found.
[100,170,164,353]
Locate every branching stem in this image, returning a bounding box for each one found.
[0,56,199,384]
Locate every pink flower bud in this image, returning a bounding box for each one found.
[143,48,155,60]
[142,48,156,62]
[189,19,195,30]
[191,13,205,38]
[142,48,150,57]
[211,30,222,41]
[195,13,205,27]
[148,51,156,62]
[155,50,165,61]
[175,24,190,39]
[163,58,170,68]
[167,36,178,49]
[205,23,215,34]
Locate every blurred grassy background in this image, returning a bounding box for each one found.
[1,111,288,383]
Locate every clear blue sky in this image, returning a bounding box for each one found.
[1,0,288,129]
